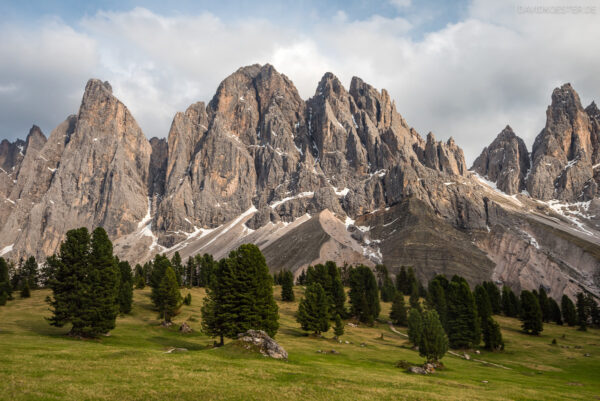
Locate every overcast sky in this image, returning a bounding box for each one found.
[1,0,599,163]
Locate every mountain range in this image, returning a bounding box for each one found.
[1,64,599,300]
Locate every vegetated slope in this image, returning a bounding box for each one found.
[0,288,599,401]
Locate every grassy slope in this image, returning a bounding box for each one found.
[0,287,598,401]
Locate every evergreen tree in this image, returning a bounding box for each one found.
[150,254,172,308]
[396,266,408,294]
[588,294,600,327]
[184,292,192,306]
[155,266,182,323]
[21,256,39,289]
[538,286,551,323]
[390,292,408,326]
[548,297,563,325]
[405,267,418,295]
[0,290,7,306]
[561,295,577,326]
[196,253,216,287]
[171,252,183,286]
[502,286,519,317]
[427,278,447,330]
[117,260,133,314]
[326,261,346,318]
[483,281,502,315]
[419,310,449,362]
[376,264,396,302]
[201,244,278,345]
[185,256,196,287]
[482,316,504,350]
[134,264,145,289]
[576,292,589,331]
[297,283,330,335]
[348,265,380,324]
[20,282,31,298]
[281,270,295,302]
[0,257,12,302]
[297,269,307,285]
[407,308,423,347]
[409,283,421,311]
[446,278,480,348]
[520,290,543,335]
[334,314,344,339]
[474,285,492,322]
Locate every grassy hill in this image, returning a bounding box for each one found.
[0,287,598,401]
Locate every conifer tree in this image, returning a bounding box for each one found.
[576,292,589,331]
[407,308,423,347]
[396,266,408,294]
[155,266,182,323]
[185,256,196,287]
[171,252,183,286]
[390,292,408,326]
[409,283,421,311]
[502,286,519,317]
[297,283,330,335]
[281,270,295,302]
[405,267,418,295]
[297,269,307,285]
[117,260,133,314]
[196,253,216,287]
[21,256,39,289]
[483,281,502,315]
[326,261,346,318]
[548,297,563,325]
[427,278,447,330]
[150,254,172,308]
[483,316,504,350]
[446,278,480,348]
[134,264,145,289]
[348,265,380,324]
[520,290,543,335]
[183,292,192,306]
[419,309,449,362]
[588,294,599,327]
[334,314,344,339]
[20,282,31,298]
[0,257,12,302]
[376,264,396,302]
[561,295,577,326]
[538,286,551,323]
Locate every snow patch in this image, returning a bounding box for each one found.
[47,167,56,173]
[200,206,258,249]
[0,244,14,256]
[270,192,314,209]
[333,187,350,197]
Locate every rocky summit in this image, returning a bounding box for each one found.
[1,64,599,300]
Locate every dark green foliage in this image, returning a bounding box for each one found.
[407,308,423,347]
[396,266,408,294]
[47,227,120,338]
[483,316,504,350]
[20,282,31,298]
[474,285,492,321]
[0,257,12,301]
[548,297,563,325]
[409,283,421,311]
[419,310,449,362]
[195,253,216,287]
[427,277,447,330]
[446,278,480,348]
[201,244,279,345]
[297,283,330,335]
[0,290,6,306]
[117,260,133,314]
[520,290,543,335]
[334,314,344,338]
[589,294,600,327]
[390,293,408,326]
[348,265,380,324]
[185,257,195,287]
[171,252,183,286]
[296,269,307,285]
[281,270,295,302]
[561,295,577,326]
[150,254,172,308]
[155,266,182,323]
[183,293,192,306]
[482,281,502,315]
[502,286,519,317]
[375,264,396,302]
[21,256,39,289]
[576,292,588,331]
[134,264,145,289]
[326,261,346,318]
[538,286,551,323]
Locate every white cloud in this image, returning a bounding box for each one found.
[1,1,599,165]
[389,0,412,10]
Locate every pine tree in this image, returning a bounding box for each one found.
[419,310,449,362]
[171,252,183,286]
[427,278,447,330]
[185,257,196,287]
[409,283,421,311]
[502,286,519,317]
[201,244,278,345]
[390,292,408,326]
[520,290,543,335]
[117,260,133,314]
[281,270,295,302]
[0,257,12,302]
[407,308,423,347]
[561,295,577,326]
[326,261,346,318]
[20,282,31,298]
[576,292,589,331]
[548,297,563,325]
[297,283,330,335]
[538,286,551,323]
[134,264,145,289]
[396,266,408,294]
[483,281,502,315]
[348,265,380,324]
[405,267,418,295]
[150,254,172,308]
[446,278,480,348]
[21,256,39,289]
[156,266,182,323]
[483,316,504,350]
[297,269,307,285]
[334,314,344,339]
[376,264,396,302]
[184,292,192,306]
[588,294,600,327]
[196,253,216,287]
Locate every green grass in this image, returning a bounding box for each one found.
[0,287,598,400]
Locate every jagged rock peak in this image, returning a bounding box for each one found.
[315,72,346,98]
[421,132,467,176]
[471,125,530,195]
[586,100,599,117]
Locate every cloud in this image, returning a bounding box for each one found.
[1,1,599,164]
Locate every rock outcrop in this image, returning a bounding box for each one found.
[471,126,530,194]
[237,329,288,360]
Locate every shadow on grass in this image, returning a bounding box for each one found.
[278,326,308,337]
[148,335,209,351]
[15,318,70,338]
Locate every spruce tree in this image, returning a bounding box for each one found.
[326,261,346,318]
[483,316,504,350]
[185,256,196,287]
[196,253,216,287]
[520,290,543,335]
[334,314,344,339]
[375,264,396,302]
[117,260,133,314]
[588,294,600,327]
[405,267,418,295]
[409,283,421,311]
[427,278,447,330]
[446,278,480,348]
[348,265,380,324]
[134,264,145,289]
[22,256,39,289]
[407,308,423,347]
[483,281,502,315]
[201,244,278,344]
[156,266,182,323]
[171,252,183,286]
[502,286,519,317]
[561,295,577,326]
[297,269,307,285]
[281,270,295,302]
[396,266,408,294]
[150,254,172,308]
[576,292,589,331]
[538,286,551,323]
[20,282,31,298]
[548,297,563,325]
[0,257,12,302]
[297,283,330,335]
[419,310,449,362]
[390,292,408,326]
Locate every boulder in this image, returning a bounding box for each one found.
[407,366,428,375]
[237,329,288,360]
[179,322,193,333]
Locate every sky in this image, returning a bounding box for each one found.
[1,0,599,163]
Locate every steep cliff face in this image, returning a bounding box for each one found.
[471,126,530,194]
[527,83,598,201]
